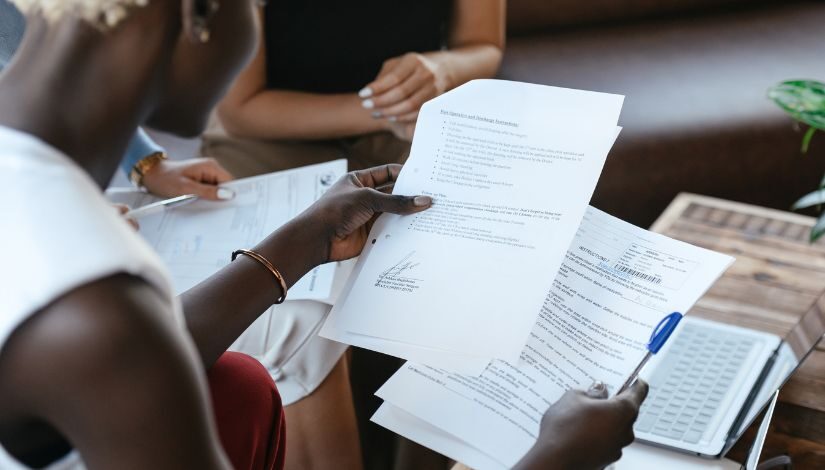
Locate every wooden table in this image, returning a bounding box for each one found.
[651,193,825,469]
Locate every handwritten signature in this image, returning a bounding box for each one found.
[377,251,421,283]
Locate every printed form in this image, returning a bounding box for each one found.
[321,80,625,362]
[373,207,734,469]
[106,160,348,302]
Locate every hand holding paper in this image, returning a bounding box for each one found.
[322,79,625,363]
[307,164,433,263]
[314,79,736,468]
[514,381,648,470]
[107,160,349,302]
[108,161,434,305]
[374,207,734,468]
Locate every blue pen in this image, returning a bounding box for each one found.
[617,312,683,394]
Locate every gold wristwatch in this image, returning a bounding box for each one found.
[129,151,167,187]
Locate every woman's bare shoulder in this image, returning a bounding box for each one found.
[0,273,187,414]
[0,273,227,469]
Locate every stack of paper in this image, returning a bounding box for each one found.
[318,80,735,468]
[370,207,733,468]
[107,159,352,304]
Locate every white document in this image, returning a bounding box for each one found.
[322,80,624,360]
[324,127,623,375]
[330,329,492,375]
[375,207,734,469]
[106,160,347,302]
[615,444,739,470]
[372,403,507,470]
[373,404,740,470]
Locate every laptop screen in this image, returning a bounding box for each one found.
[722,297,825,455]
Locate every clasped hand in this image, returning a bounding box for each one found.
[360,52,451,141]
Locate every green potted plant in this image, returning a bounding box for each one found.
[769,80,825,241]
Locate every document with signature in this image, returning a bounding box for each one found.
[321,80,625,362]
[106,160,348,303]
[372,207,734,469]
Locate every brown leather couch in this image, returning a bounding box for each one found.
[503,0,825,227]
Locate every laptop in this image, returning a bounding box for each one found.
[633,301,825,459]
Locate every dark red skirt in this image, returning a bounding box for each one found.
[208,352,286,470]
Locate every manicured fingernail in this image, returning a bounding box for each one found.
[217,188,235,200]
[413,196,432,207]
[362,99,375,109]
[359,87,373,98]
[372,111,383,119]
[388,116,398,122]
[588,381,607,392]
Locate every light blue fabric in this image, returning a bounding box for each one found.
[0,1,165,178]
[121,128,165,176]
[0,0,24,69]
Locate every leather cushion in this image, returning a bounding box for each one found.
[500,3,825,226]
[508,0,793,35]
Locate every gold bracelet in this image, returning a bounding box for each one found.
[129,151,167,187]
[231,249,288,304]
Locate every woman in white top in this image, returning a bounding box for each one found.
[0,1,647,469]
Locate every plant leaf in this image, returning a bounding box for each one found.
[792,189,825,210]
[768,80,825,130]
[817,171,825,212]
[802,127,817,153]
[811,213,825,243]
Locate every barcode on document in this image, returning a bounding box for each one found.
[613,264,663,284]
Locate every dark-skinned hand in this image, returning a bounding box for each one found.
[514,380,649,470]
[294,164,432,265]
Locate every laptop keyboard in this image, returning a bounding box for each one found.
[634,323,756,444]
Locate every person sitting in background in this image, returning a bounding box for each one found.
[204,0,505,178]
[0,0,235,202]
